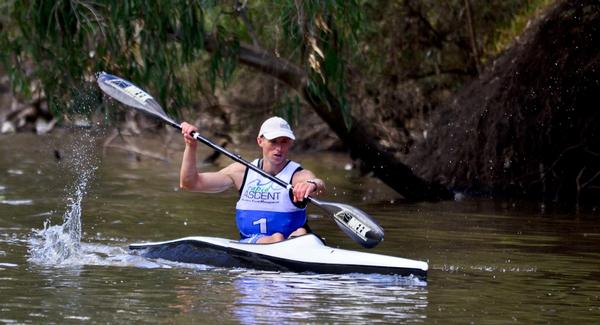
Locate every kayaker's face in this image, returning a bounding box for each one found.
[258,136,293,165]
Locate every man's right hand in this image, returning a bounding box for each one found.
[181,122,198,148]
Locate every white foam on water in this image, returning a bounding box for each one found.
[28,127,98,266]
[0,263,18,267]
[435,264,538,273]
[1,199,34,206]
[64,316,91,321]
[21,94,170,269]
[26,128,167,269]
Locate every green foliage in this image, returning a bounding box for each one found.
[1,0,214,117]
[345,0,558,134]
[208,25,240,91]
[487,0,555,57]
[0,0,364,126]
[274,92,302,127]
[0,0,552,132]
[355,0,556,82]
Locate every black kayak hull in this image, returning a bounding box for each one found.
[130,234,427,279]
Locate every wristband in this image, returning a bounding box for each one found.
[306,179,318,189]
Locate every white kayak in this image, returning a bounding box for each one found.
[130,234,428,279]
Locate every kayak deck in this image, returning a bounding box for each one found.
[130,234,428,279]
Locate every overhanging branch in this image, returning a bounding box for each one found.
[202,34,453,201]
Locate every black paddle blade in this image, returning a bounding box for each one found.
[96,72,176,126]
[312,199,384,248]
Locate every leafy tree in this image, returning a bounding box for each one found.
[2,0,576,203]
[1,1,357,118]
[3,0,445,200]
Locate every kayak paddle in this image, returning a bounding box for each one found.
[95,71,384,248]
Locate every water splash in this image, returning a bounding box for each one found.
[26,123,163,268]
[28,128,98,266]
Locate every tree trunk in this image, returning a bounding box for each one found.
[204,37,453,201]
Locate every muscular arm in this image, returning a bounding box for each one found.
[180,160,245,193]
[179,121,245,193]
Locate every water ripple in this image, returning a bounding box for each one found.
[0,199,34,206]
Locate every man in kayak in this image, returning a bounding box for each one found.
[179,116,325,244]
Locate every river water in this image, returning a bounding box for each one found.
[1,131,599,324]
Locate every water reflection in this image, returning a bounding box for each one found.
[3,132,600,324]
[231,271,427,323]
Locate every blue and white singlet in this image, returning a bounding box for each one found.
[236,159,306,239]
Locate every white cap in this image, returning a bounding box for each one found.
[258,116,296,140]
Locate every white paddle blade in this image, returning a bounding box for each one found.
[96,72,172,122]
[313,199,384,248]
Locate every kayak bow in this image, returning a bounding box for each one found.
[129,234,427,279]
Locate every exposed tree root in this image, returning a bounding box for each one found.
[410,0,600,207]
